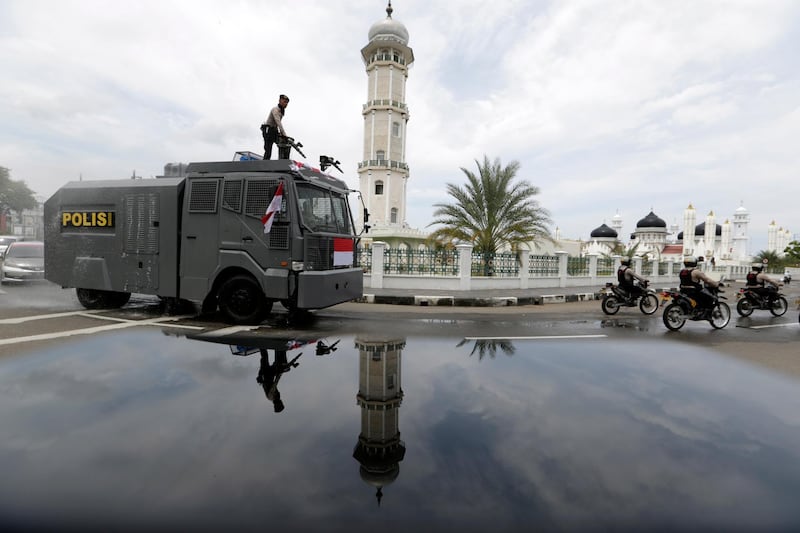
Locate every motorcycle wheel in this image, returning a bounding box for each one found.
[639,293,659,315]
[662,303,686,331]
[601,295,621,315]
[769,296,788,317]
[736,298,754,317]
[709,302,731,329]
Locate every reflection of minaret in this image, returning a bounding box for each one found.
[353,336,406,506]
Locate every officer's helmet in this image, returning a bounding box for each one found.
[683,256,698,267]
[620,258,631,267]
[751,263,764,272]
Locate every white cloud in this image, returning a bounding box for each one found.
[1,0,798,252]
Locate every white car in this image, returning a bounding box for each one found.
[1,240,45,283]
[0,235,20,258]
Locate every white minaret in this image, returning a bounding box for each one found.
[732,202,750,261]
[767,220,778,253]
[776,227,788,256]
[358,2,414,230]
[682,203,696,256]
[611,211,623,237]
[704,210,716,258]
[721,219,731,260]
[353,336,406,506]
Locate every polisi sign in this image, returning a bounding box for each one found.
[61,210,116,228]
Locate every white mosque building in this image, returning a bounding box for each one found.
[583,203,792,264]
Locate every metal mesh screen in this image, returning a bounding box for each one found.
[222,180,243,212]
[245,179,280,217]
[304,236,333,270]
[188,180,219,213]
[269,225,289,250]
[123,193,159,254]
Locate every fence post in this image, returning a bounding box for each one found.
[519,250,530,289]
[556,250,569,288]
[371,241,386,289]
[457,244,473,290]
[633,256,643,276]
[588,253,599,285]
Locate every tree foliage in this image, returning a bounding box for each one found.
[752,249,787,272]
[0,166,37,215]
[783,240,800,265]
[427,156,552,254]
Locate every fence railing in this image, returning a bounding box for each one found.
[359,242,749,291]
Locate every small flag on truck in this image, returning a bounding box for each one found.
[333,238,354,267]
[261,182,284,233]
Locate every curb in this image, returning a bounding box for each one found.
[359,292,603,307]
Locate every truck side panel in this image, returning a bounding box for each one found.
[44,179,184,297]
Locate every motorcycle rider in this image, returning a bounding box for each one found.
[617,257,648,300]
[679,256,721,315]
[745,263,783,303]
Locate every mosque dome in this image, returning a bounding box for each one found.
[368,3,409,44]
[590,223,618,239]
[636,211,667,228]
[677,221,722,240]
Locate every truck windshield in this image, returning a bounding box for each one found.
[296,184,352,234]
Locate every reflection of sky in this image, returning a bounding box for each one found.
[0,331,799,530]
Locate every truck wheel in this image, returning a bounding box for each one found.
[76,288,130,309]
[218,275,272,325]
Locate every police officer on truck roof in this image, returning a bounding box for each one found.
[261,94,289,160]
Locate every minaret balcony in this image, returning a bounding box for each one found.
[367,53,406,66]
[358,159,409,171]
[363,99,407,113]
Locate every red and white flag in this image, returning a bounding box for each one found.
[333,237,354,267]
[261,182,284,234]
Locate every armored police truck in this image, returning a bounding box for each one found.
[44,158,364,324]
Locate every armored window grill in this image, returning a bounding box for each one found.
[123,193,159,254]
[304,236,335,271]
[188,179,219,213]
[245,179,283,219]
[269,225,289,250]
[222,179,243,213]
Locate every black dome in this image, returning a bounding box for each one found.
[678,222,722,240]
[590,223,618,239]
[636,211,667,228]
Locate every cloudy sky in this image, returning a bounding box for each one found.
[1,0,798,252]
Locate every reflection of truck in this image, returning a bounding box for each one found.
[44,158,364,324]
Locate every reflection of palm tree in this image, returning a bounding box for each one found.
[457,338,516,360]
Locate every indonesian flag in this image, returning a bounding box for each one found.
[261,182,284,233]
[333,237,354,267]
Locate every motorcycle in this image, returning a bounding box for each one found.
[661,283,730,331]
[735,286,788,317]
[599,280,660,315]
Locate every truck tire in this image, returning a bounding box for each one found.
[218,275,272,325]
[76,288,131,309]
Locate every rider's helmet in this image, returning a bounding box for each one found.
[751,263,764,272]
[620,258,631,267]
[683,256,698,267]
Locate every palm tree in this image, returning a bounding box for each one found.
[427,156,552,254]
[752,250,786,273]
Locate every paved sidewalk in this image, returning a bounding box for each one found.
[359,284,681,307]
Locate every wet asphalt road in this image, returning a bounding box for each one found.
[2,281,800,531]
[2,281,799,379]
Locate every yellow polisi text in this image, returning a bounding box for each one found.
[61,211,115,228]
